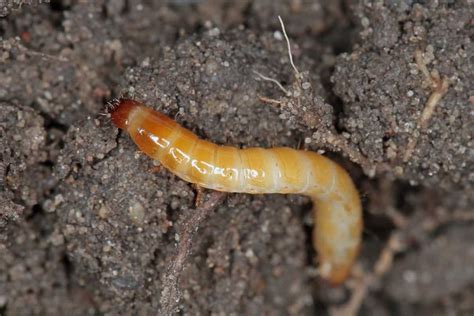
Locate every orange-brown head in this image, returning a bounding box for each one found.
[109,98,140,129]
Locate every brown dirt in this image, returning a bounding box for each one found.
[0,1,472,315]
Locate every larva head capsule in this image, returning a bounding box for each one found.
[109,98,140,129]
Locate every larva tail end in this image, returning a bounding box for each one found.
[318,250,359,286]
[326,266,351,286]
[109,98,140,129]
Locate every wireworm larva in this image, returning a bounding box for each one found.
[110,98,362,285]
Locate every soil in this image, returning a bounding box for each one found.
[0,0,472,315]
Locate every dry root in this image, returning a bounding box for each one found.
[159,191,226,315]
[255,17,375,177]
[330,178,472,316]
[403,49,450,162]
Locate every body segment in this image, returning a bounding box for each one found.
[110,98,363,284]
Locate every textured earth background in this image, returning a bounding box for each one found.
[0,0,473,315]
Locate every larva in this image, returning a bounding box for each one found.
[110,98,362,285]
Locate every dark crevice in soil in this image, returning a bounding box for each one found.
[61,253,75,292]
[329,94,347,134]
[363,211,395,243]
[49,0,72,12]
[26,204,56,238]
[42,115,69,134]
[394,181,421,216]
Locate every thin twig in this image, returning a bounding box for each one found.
[323,132,377,177]
[258,95,283,105]
[252,16,299,94]
[418,79,450,129]
[159,191,226,315]
[414,49,431,84]
[253,70,289,95]
[403,49,450,162]
[278,15,300,78]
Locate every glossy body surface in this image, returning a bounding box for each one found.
[110,99,363,284]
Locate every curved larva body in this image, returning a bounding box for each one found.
[111,99,362,284]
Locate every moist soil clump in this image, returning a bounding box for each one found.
[1,1,472,315]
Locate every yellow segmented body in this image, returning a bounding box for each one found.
[110,98,363,284]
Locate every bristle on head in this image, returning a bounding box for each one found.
[108,98,140,129]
